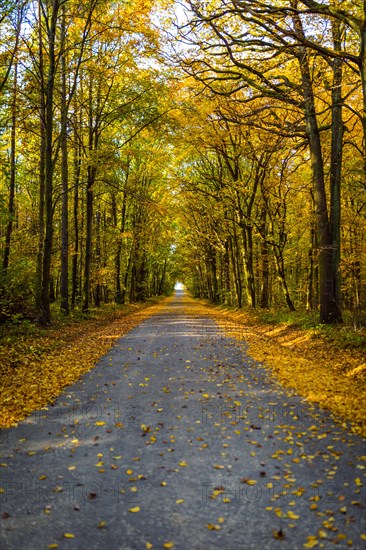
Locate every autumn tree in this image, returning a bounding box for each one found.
[169,0,366,322]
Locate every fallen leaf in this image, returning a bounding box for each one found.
[97,521,107,528]
[207,524,221,531]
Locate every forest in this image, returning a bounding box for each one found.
[0,0,365,327]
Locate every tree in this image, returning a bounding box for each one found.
[175,0,354,321]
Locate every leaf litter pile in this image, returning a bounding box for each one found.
[0,300,166,428]
[193,301,366,437]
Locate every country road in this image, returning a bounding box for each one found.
[1,292,365,550]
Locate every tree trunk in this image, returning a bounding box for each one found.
[83,169,94,311]
[208,245,219,303]
[259,209,269,309]
[114,188,128,304]
[360,9,366,185]
[83,77,98,312]
[60,7,69,314]
[239,220,256,308]
[223,239,231,304]
[94,209,101,307]
[157,259,167,295]
[293,13,342,323]
[39,0,60,324]
[71,132,81,308]
[273,247,295,311]
[229,227,242,308]
[122,246,133,305]
[330,19,343,311]
[35,0,45,314]
[306,221,316,312]
[2,61,17,275]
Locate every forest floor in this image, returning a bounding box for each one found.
[0,295,365,435]
[0,292,365,550]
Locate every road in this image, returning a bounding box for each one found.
[1,292,365,549]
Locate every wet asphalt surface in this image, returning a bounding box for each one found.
[0,292,365,550]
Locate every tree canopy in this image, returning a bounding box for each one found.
[0,0,364,325]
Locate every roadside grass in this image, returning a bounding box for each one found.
[0,298,167,429]
[194,300,366,437]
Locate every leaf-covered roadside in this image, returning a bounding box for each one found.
[191,301,366,437]
[0,299,167,429]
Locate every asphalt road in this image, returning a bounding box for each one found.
[1,291,365,550]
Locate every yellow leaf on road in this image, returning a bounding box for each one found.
[97,521,107,528]
[303,536,318,548]
[207,523,221,530]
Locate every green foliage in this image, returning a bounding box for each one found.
[0,260,34,322]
